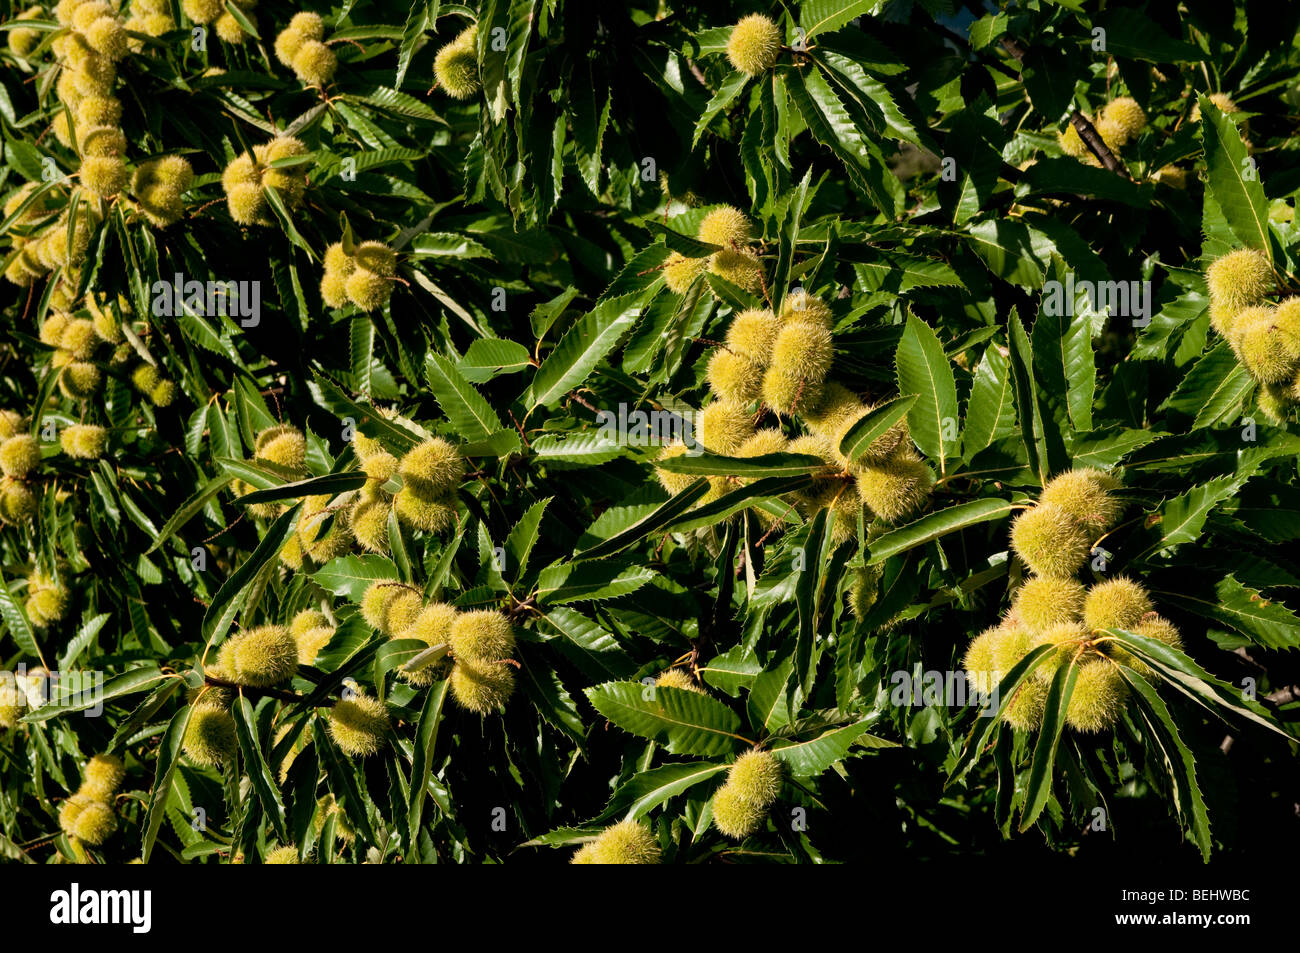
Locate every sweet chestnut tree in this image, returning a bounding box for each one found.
[1,0,1299,865]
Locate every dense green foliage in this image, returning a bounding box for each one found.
[1,0,1299,865]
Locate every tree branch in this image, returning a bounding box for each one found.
[204,675,315,706]
[1069,109,1129,177]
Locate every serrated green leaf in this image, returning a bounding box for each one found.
[585,681,747,756]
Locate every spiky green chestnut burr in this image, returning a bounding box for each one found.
[264,845,301,864]
[709,247,764,292]
[725,308,779,364]
[1057,122,1089,158]
[706,349,763,405]
[60,318,98,359]
[41,313,71,347]
[0,435,40,478]
[827,483,865,545]
[83,14,128,60]
[386,589,423,636]
[1095,116,1127,153]
[856,451,931,524]
[181,0,222,24]
[394,487,457,532]
[76,94,121,126]
[297,495,353,564]
[60,424,108,460]
[87,296,123,343]
[1009,502,1093,578]
[711,782,766,839]
[1133,615,1182,651]
[1064,661,1127,732]
[1206,249,1274,336]
[1028,622,1090,684]
[289,609,328,639]
[1083,577,1152,631]
[1012,576,1086,630]
[809,392,908,468]
[712,750,783,839]
[351,494,391,554]
[761,366,820,417]
[225,181,266,225]
[396,603,458,685]
[26,570,68,627]
[770,320,833,386]
[449,658,514,713]
[0,679,21,730]
[1276,296,1300,339]
[978,623,1048,730]
[0,411,21,440]
[255,424,307,471]
[696,400,755,454]
[345,268,390,310]
[292,39,336,85]
[1100,97,1146,142]
[847,563,884,621]
[801,381,859,429]
[59,361,101,401]
[327,694,389,756]
[60,793,117,845]
[133,155,194,227]
[0,479,37,524]
[82,155,127,197]
[368,583,411,634]
[448,609,514,664]
[698,205,753,248]
[274,11,324,65]
[779,290,833,330]
[663,252,705,293]
[654,442,696,496]
[148,378,176,407]
[80,753,125,800]
[360,582,401,631]
[398,438,465,496]
[581,819,661,864]
[1233,305,1300,383]
[433,24,479,99]
[1038,468,1123,531]
[7,6,42,57]
[217,625,298,687]
[963,625,1002,695]
[725,14,781,76]
[1003,677,1048,732]
[736,428,788,460]
[27,582,69,628]
[61,358,102,395]
[786,434,839,509]
[182,702,236,765]
[727,749,783,805]
[400,603,458,647]
[359,452,397,485]
[55,0,89,27]
[289,609,334,665]
[656,669,705,693]
[313,794,356,843]
[353,241,396,277]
